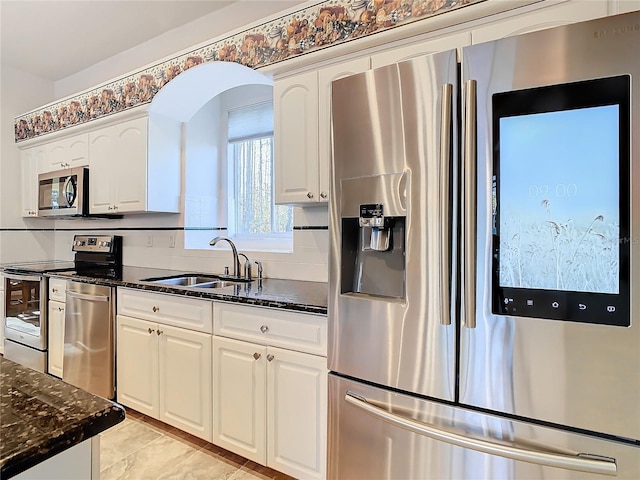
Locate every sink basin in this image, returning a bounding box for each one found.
[147,275,221,286]
[141,274,248,289]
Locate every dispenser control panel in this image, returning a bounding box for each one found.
[359,204,385,228]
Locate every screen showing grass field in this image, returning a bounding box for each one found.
[491,75,630,326]
[498,105,619,294]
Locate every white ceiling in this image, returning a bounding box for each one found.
[0,1,299,82]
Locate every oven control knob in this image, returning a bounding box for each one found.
[74,240,85,247]
[99,241,111,247]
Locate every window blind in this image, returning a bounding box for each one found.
[228,101,274,143]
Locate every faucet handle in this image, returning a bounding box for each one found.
[254,260,263,280]
[238,253,252,280]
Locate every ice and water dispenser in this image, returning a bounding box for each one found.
[339,173,406,299]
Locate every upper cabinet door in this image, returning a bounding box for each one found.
[44,133,88,173]
[88,127,116,214]
[114,116,148,213]
[317,57,370,203]
[274,70,319,205]
[20,147,40,217]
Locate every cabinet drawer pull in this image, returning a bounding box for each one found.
[152,306,159,312]
[260,325,269,333]
[253,352,261,360]
[148,328,155,334]
[267,354,274,362]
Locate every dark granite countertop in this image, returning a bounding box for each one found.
[49,266,328,315]
[0,357,125,479]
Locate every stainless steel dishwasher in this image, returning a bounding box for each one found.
[63,281,115,399]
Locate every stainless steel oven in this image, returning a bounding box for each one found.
[3,273,48,372]
[38,167,88,217]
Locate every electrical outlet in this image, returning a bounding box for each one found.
[146,235,153,247]
[168,234,175,248]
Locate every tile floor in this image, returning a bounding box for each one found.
[100,409,296,480]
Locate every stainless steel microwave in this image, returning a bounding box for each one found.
[38,167,88,217]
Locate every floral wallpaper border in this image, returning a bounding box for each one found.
[14,0,482,143]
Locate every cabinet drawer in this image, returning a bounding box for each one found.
[49,278,67,302]
[117,288,213,334]
[214,302,327,356]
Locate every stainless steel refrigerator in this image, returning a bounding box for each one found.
[328,11,640,479]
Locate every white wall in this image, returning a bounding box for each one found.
[0,65,56,263]
[53,1,307,98]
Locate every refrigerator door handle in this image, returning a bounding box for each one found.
[461,79,477,329]
[439,83,453,326]
[66,290,110,302]
[345,392,617,476]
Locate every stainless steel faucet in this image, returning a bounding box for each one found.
[238,253,252,280]
[209,236,240,278]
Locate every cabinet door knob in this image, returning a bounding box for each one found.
[148,327,155,334]
[266,354,274,362]
[307,192,314,199]
[253,352,261,360]
[58,307,64,312]
[52,288,57,293]
[320,192,327,199]
[152,306,159,312]
[157,330,163,336]
[260,325,268,333]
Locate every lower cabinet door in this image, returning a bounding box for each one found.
[267,346,328,480]
[116,315,159,418]
[47,301,65,378]
[159,325,212,441]
[213,336,267,463]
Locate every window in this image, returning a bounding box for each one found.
[227,102,292,246]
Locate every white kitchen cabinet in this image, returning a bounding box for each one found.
[213,336,327,479]
[274,57,370,206]
[212,336,266,464]
[44,133,88,173]
[274,70,319,205]
[47,300,65,378]
[116,315,158,416]
[213,302,327,479]
[117,315,212,440]
[21,147,44,217]
[89,114,180,215]
[46,277,67,378]
[116,289,212,441]
[267,345,327,480]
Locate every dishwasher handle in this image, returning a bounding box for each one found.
[66,289,110,302]
[345,392,617,476]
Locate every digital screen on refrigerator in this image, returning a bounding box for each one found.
[491,76,630,326]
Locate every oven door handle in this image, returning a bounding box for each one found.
[66,290,110,302]
[345,392,617,476]
[3,273,43,283]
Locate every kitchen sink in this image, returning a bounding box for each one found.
[140,274,249,289]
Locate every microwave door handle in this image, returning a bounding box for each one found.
[345,392,617,476]
[462,79,477,329]
[439,83,453,326]
[62,175,77,207]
